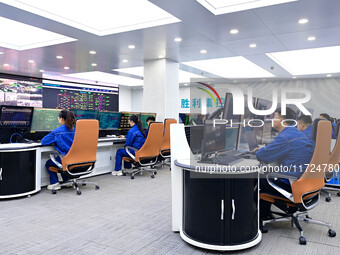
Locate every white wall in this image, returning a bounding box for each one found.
[118,86,131,112]
[131,88,143,112]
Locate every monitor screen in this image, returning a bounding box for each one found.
[119,112,141,129]
[254,98,276,120]
[222,93,241,122]
[97,111,121,130]
[238,126,253,151]
[179,113,186,124]
[71,109,98,120]
[262,121,273,144]
[201,120,226,158]
[140,113,157,129]
[225,127,239,151]
[0,105,34,129]
[31,108,61,131]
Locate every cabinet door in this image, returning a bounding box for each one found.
[0,151,36,196]
[183,170,225,245]
[229,173,259,245]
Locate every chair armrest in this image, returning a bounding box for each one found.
[49,153,63,169]
[125,146,138,160]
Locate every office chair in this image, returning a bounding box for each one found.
[322,122,340,201]
[260,120,336,245]
[122,122,164,179]
[48,119,100,195]
[159,119,177,169]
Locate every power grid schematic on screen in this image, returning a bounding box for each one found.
[43,86,118,111]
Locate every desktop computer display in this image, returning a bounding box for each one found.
[262,121,273,144]
[225,127,239,151]
[119,112,141,129]
[238,126,253,151]
[140,113,157,129]
[0,105,34,130]
[201,120,226,159]
[97,111,121,130]
[255,98,276,120]
[31,108,61,131]
[222,93,241,122]
[71,109,98,120]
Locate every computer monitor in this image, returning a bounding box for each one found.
[201,120,226,159]
[119,112,141,129]
[140,113,157,129]
[225,127,239,151]
[0,105,34,130]
[222,93,241,122]
[246,131,259,151]
[71,109,98,120]
[188,125,204,154]
[31,108,61,131]
[97,111,121,130]
[238,126,253,151]
[254,98,276,120]
[179,113,186,124]
[262,121,273,144]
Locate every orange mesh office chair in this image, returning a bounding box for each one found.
[322,122,340,201]
[159,119,177,168]
[49,119,99,195]
[260,120,336,245]
[122,122,164,179]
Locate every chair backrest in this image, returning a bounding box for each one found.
[327,123,340,176]
[292,120,332,203]
[135,122,164,162]
[62,119,99,170]
[160,119,177,151]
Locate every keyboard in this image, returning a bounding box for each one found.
[211,150,244,165]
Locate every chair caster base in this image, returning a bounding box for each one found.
[95,185,100,190]
[131,175,135,179]
[261,225,268,233]
[151,174,155,178]
[299,236,307,245]
[76,190,82,195]
[337,192,340,197]
[325,196,331,202]
[328,229,336,237]
[51,190,57,195]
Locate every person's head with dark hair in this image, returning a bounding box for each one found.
[319,113,331,121]
[129,115,146,137]
[272,107,296,132]
[146,116,155,126]
[297,114,312,132]
[58,110,76,130]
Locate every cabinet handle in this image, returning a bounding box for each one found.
[232,199,235,220]
[0,168,2,181]
[221,199,224,220]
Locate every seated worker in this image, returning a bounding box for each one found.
[41,110,76,190]
[254,107,314,220]
[145,116,155,137]
[112,115,146,176]
[319,113,337,139]
[297,114,315,147]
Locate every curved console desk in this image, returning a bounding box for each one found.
[170,124,262,251]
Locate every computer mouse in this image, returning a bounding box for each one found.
[243,155,251,159]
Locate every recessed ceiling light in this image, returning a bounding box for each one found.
[91,63,97,66]
[128,45,135,49]
[326,74,332,77]
[28,60,35,63]
[307,36,316,41]
[298,18,309,24]
[230,29,238,34]
[64,66,69,70]
[174,37,182,42]
[0,52,4,55]
[233,80,237,83]
[184,83,188,86]
[200,49,207,54]
[249,43,257,48]
[158,55,164,58]
[122,59,128,63]
[292,76,296,79]
[39,69,44,72]
[2,0,181,36]
[89,50,96,54]
[56,55,63,59]
[3,63,9,67]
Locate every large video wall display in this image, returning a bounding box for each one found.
[43,82,119,111]
[0,77,43,107]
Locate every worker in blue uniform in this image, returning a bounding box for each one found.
[41,110,76,190]
[319,113,337,139]
[145,115,155,137]
[255,107,314,220]
[112,115,146,176]
[297,114,315,147]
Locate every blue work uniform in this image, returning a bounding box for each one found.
[301,125,316,148]
[332,122,337,139]
[41,125,75,184]
[114,124,146,171]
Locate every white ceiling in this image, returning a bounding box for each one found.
[0,0,339,85]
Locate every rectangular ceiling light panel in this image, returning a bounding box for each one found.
[2,0,181,36]
[267,46,340,75]
[196,0,297,15]
[0,16,76,50]
[183,56,274,78]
